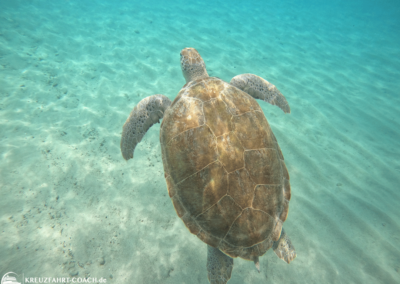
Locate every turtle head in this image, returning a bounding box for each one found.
[180,48,209,83]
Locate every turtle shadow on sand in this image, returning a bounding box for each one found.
[120,48,296,284]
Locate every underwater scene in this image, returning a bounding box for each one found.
[1,0,399,283]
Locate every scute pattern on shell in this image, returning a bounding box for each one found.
[160,77,291,261]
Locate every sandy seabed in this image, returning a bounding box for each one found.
[1,0,400,283]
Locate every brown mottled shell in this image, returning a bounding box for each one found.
[160,77,291,261]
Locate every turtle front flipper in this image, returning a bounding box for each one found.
[230,74,290,113]
[120,94,171,160]
[272,228,297,264]
[207,245,234,284]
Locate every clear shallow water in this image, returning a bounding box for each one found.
[0,0,399,283]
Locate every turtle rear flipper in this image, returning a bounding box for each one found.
[120,95,171,160]
[207,245,233,284]
[230,74,290,113]
[272,228,297,264]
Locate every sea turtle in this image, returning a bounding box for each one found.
[120,48,296,283]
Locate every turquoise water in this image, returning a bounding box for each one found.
[0,0,399,283]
